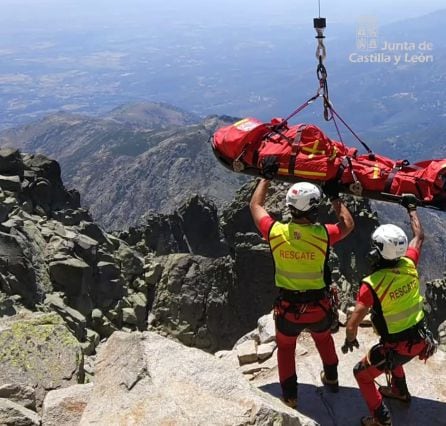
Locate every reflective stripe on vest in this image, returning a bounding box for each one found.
[363,257,424,335]
[269,222,328,291]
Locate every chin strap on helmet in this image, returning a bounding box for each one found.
[367,248,382,269]
[289,205,318,223]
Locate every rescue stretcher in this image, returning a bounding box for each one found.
[211,117,446,211]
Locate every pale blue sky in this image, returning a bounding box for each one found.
[0,0,444,125]
[1,0,445,29]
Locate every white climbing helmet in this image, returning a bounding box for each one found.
[371,224,408,260]
[285,182,322,212]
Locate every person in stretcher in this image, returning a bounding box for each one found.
[212,117,446,211]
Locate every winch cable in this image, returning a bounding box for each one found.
[280,0,376,158]
[277,7,330,127]
[314,11,332,122]
[314,4,375,156]
[324,97,375,157]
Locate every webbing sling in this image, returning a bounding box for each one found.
[288,125,307,175]
[384,160,409,193]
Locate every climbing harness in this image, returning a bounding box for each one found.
[274,297,309,322]
[274,287,328,321]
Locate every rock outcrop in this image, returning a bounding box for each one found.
[148,253,239,351]
[0,399,40,426]
[425,275,446,341]
[78,331,314,425]
[0,149,154,353]
[40,316,446,426]
[0,312,83,411]
[42,383,93,426]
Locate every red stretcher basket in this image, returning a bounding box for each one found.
[211,117,446,211]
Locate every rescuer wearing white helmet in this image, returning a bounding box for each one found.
[285,181,322,220]
[371,224,408,260]
[250,178,354,408]
[345,194,437,426]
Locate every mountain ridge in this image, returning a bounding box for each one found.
[0,102,246,229]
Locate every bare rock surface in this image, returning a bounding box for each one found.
[237,339,258,365]
[0,312,83,410]
[258,312,275,344]
[0,150,155,349]
[0,384,35,410]
[42,383,93,426]
[79,331,316,425]
[257,342,277,361]
[0,398,40,425]
[149,253,243,352]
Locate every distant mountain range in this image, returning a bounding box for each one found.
[0,102,247,229]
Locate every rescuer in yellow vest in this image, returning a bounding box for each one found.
[250,178,354,407]
[344,195,437,426]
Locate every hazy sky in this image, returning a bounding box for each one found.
[0,0,444,125]
[1,0,445,30]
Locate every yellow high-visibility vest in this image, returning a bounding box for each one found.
[269,222,328,291]
[363,257,424,335]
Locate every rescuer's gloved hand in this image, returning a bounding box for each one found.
[341,338,359,354]
[401,193,418,211]
[323,179,341,201]
[261,156,279,180]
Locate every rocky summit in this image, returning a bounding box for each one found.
[0,149,444,424]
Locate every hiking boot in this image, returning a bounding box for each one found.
[321,364,339,393]
[280,374,297,409]
[360,416,392,426]
[360,403,392,426]
[320,371,339,393]
[379,376,411,403]
[280,396,297,409]
[378,385,411,403]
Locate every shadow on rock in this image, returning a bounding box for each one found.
[259,382,446,426]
